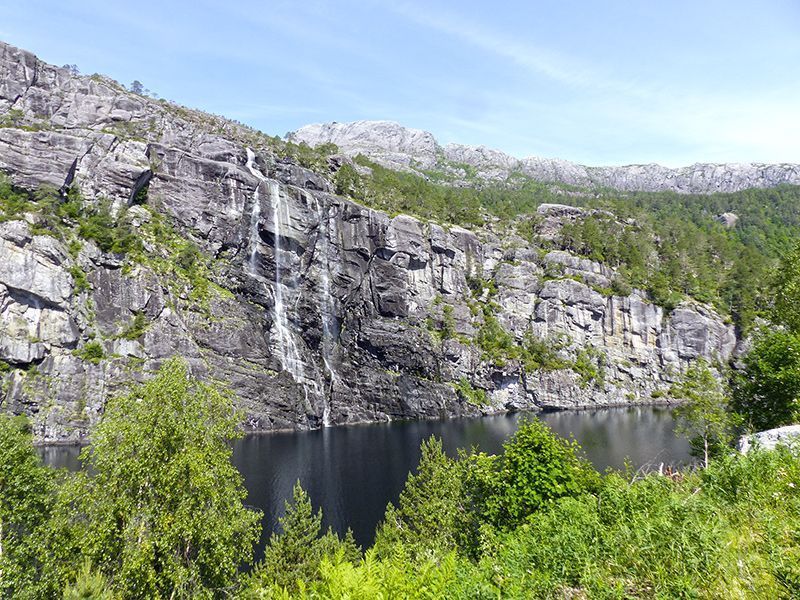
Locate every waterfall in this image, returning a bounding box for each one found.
[244,148,306,385]
[245,148,262,277]
[247,187,261,275]
[268,179,306,383]
[317,200,338,426]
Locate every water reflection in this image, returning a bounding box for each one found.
[40,406,690,555]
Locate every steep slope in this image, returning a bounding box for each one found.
[0,41,738,441]
[291,120,800,193]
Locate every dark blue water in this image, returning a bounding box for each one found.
[40,406,690,554]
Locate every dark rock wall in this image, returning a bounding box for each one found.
[0,41,736,441]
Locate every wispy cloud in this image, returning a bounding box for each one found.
[382,1,655,99]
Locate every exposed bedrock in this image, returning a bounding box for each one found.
[0,41,738,441]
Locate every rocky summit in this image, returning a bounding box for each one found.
[0,40,749,442]
[291,120,800,194]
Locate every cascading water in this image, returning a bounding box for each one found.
[316,199,339,426]
[267,179,306,384]
[247,193,260,274]
[244,148,306,386]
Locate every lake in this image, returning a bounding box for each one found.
[40,406,690,555]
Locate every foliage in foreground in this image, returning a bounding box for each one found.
[1,358,261,599]
[2,354,800,597]
[1,246,798,598]
[239,443,800,599]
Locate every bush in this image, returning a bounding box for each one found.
[118,312,149,341]
[474,419,599,531]
[72,341,105,364]
[452,376,488,406]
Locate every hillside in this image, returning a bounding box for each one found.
[0,40,798,442]
[290,120,800,193]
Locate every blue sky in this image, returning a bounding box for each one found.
[3,0,799,166]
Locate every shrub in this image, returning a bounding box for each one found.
[452,376,488,406]
[118,312,149,341]
[72,341,105,364]
[475,419,599,531]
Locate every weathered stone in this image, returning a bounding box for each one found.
[0,41,746,441]
[293,120,800,194]
[738,426,800,453]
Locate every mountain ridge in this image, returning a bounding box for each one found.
[290,120,800,194]
[0,39,785,442]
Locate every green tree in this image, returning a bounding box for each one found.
[333,162,362,200]
[671,360,738,467]
[773,241,800,333]
[245,482,360,592]
[47,358,261,599]
[0,415,54,599]
[374,437,467,557]
[477,419,599,531]
[61,560,116,600]
[734,329,800,431]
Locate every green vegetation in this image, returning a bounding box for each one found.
[543,188,800,330]
[0,177,141,255]
[539,192,797,330]
[0,174,229,318]
[0,108,25,128]
[471,299,591,382]
[319,152,800,330]
[0,415,54,598]
[333,161,361,197]
[60,358,260,598]
[0,359,261,598]
[425,301,456,343]
[732,240,800,431]
[0,174,31,218]
[452,376,488,406]
[71,341,105,364]
[241,482,360,595]
[3,342,800,597]
[734,329,800,431]
[671,359,740,467]
[117,311,149,340]
[119,203,231,310]
[67,265,90,294]
[475,306,517,365]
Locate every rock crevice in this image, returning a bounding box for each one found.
[0,40,741,441]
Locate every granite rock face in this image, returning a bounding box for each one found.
[738,426,800,453]
[0,41,740,441]
[292,120,800,194]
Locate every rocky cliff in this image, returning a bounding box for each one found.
[0,41,739,441]
[291,120,800,194]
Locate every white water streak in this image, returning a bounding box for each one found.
[245,148,306,386]
[317,199,339,426]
